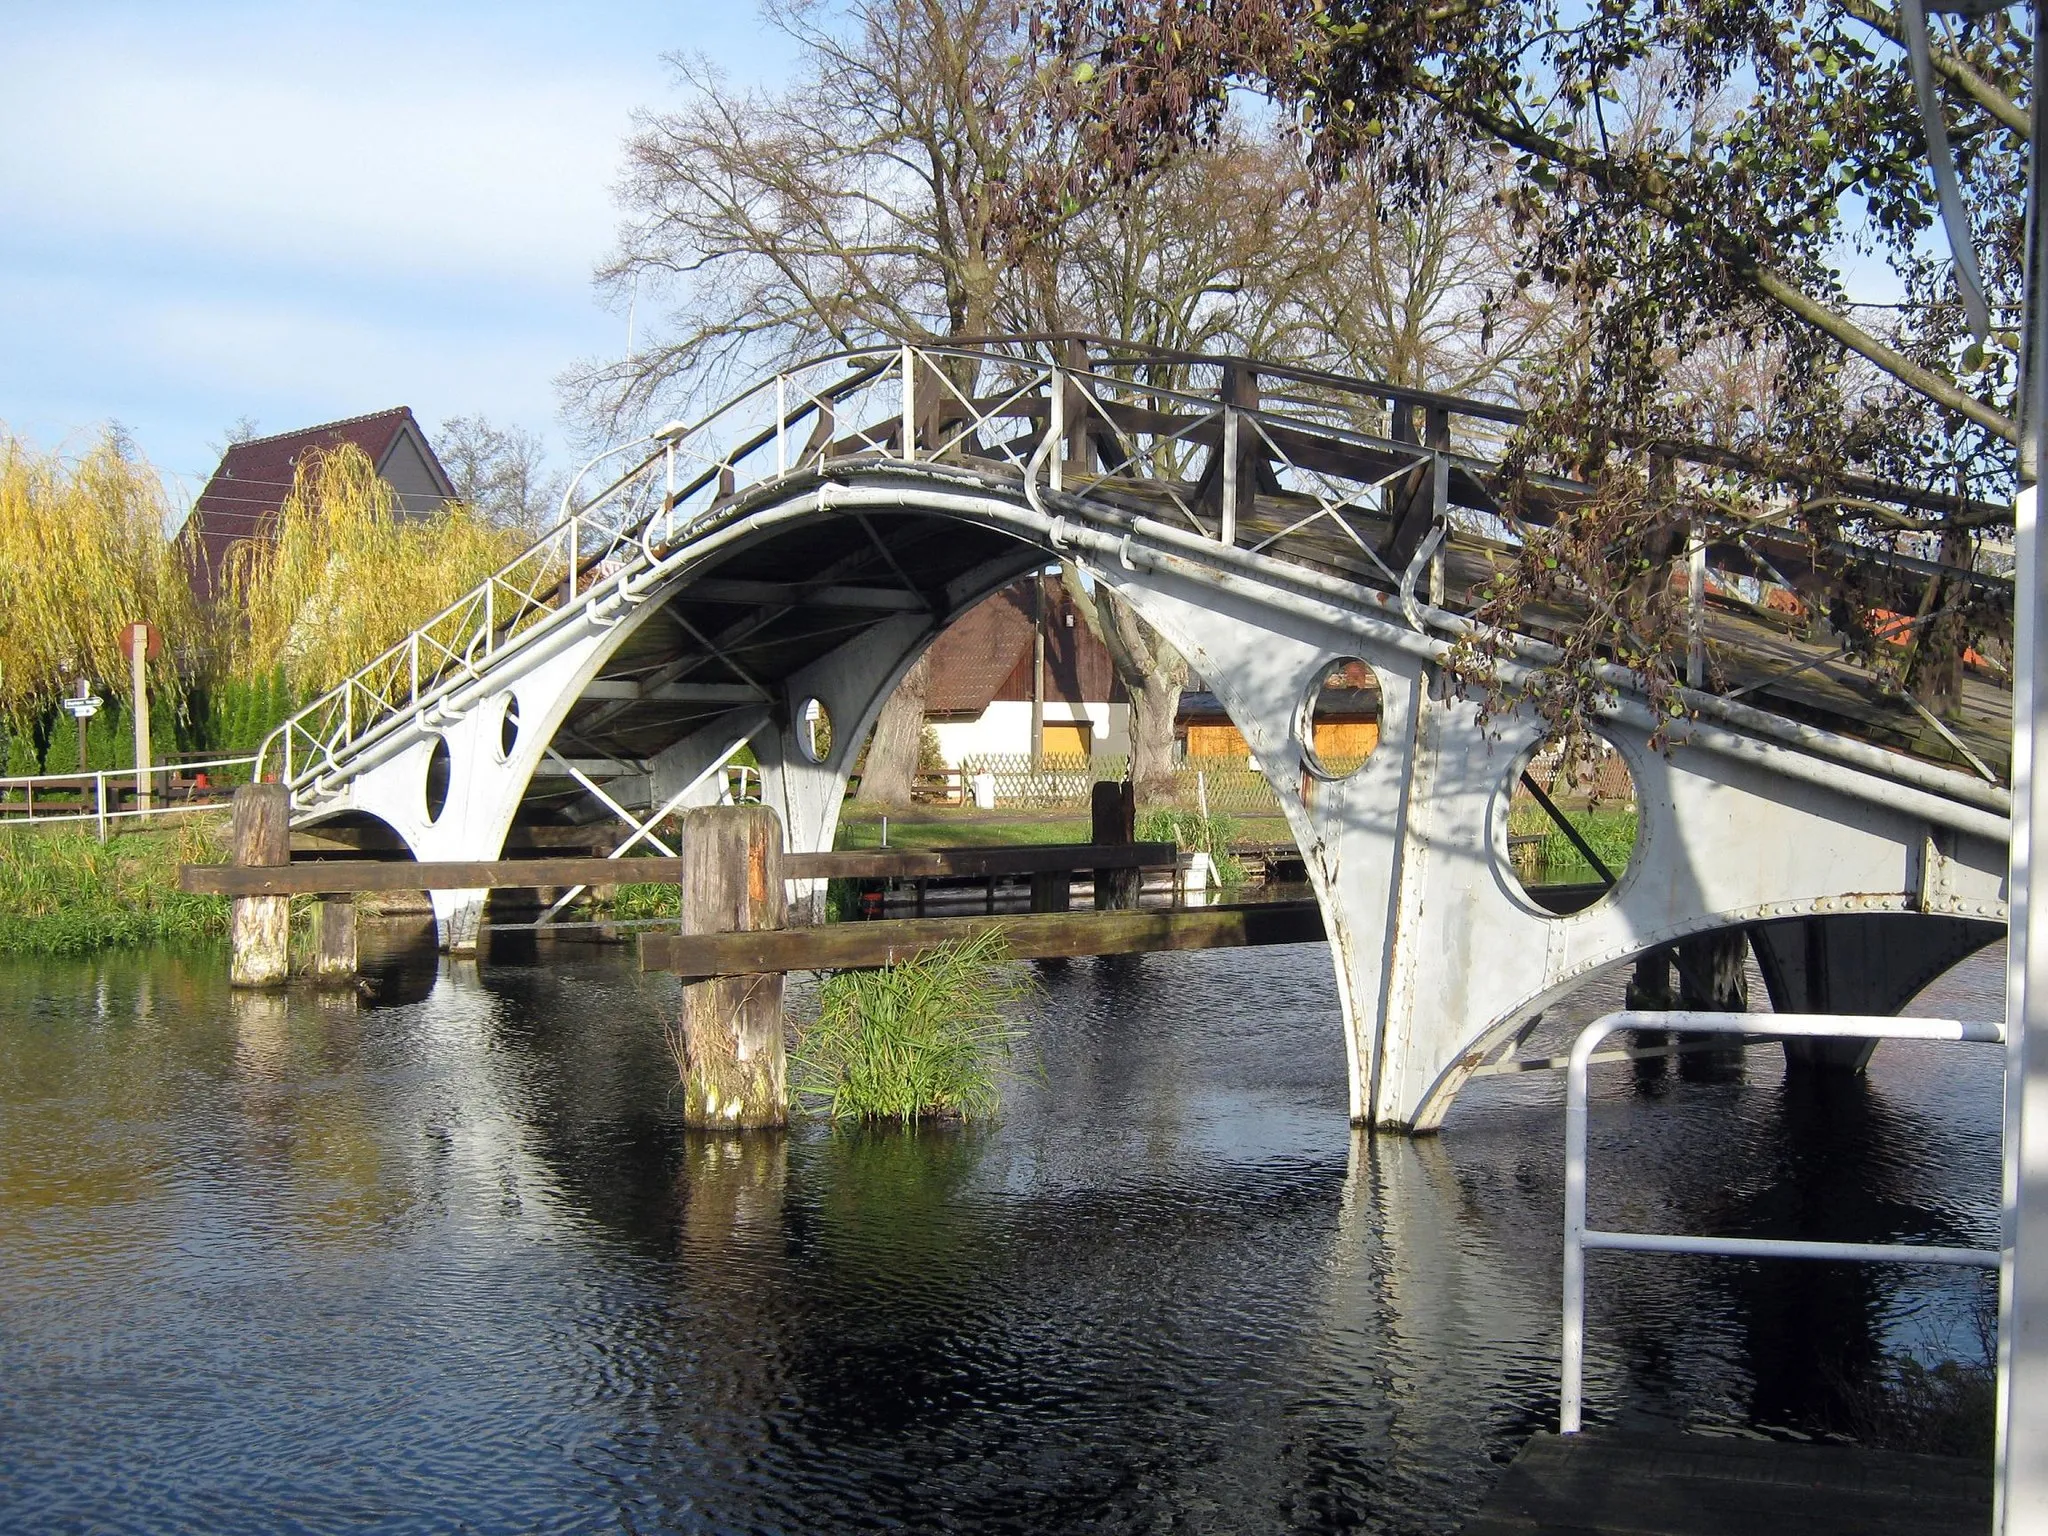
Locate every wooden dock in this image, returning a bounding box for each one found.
[1462,1430,1990,1535]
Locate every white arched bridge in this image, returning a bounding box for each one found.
[258,337,2015,1131]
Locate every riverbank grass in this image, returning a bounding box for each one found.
[0,819,230,956]
[792,930,1035,1122]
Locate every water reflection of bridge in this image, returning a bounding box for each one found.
[253,338,2011,1129]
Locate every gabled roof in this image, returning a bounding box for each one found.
[176,407,456,602]
[925,579,1125,713]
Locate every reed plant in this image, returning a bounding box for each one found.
[791,930,1036,1122]
[224,443,522,697]
[1506,801,1639,886]
[606,881,682,920]
[0,819,230,956]
[1137,806,1245,885]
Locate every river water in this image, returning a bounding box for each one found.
[0,929,2005,1534]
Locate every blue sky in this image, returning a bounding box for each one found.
[0,2,797,509]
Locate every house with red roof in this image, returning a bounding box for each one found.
[175,407,456,603]
[922,575,1130,763]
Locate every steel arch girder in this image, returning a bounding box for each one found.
[1102,566,2010,1132]
[283,476,2013,1122]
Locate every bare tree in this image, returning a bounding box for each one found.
[1055,126,1544,397]
[437,417,563,532]
[580,0,1538,803]
[571,0,1078,433]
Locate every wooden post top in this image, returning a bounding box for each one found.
[231,783,290,869]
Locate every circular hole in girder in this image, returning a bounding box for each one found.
[1299,657,1384,779]
[497,694,521,762]
[1504,732,1641,916]
[796,696,833,763]
[424,736,452,824]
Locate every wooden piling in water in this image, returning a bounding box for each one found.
[1030,868,1071,913]
[1092,780,1139,911]
[1675,930,1749,1079]
[310,895,357,984]
[228,784,291,989]
[673,805,788,1130]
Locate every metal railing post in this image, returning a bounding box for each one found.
[664,445,677,545]
[1687,522,1707,689]
[1560,1009,2005,1437]
[1562,1030,1592,1433]
[95,772,106,843]
[1221,405,1240,547]
[901,343,916,463]
[776,374,789,476]
[1049,365,1065,494]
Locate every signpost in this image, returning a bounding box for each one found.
[62,678,105,838]
[120,621,160,814]
[61,678,101,774]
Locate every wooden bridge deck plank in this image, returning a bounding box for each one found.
[1460,1431,1990,1536]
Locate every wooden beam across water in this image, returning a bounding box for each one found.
[637,899,1326,977]
[179,842,1181,896]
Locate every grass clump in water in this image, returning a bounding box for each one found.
[0,819,231,956]
[792,929,1035,1123]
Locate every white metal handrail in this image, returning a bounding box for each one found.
[0,754,261,838]
[1560,1008,2006,1434]
[247,337,2017,812]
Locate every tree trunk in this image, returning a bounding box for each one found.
[855,651,932,809]
[1129,671,1182,806]
[1910,525,1974,720]
[1059,566,1187,808]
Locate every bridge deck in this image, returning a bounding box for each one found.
[1099,474,2013,782]
[1461,1429,1989,1535]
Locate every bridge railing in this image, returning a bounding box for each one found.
[256,336,2016,803]
[1559,1008,2005,1436]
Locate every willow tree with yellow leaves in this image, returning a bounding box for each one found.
[0,430,201,772]
[223,442,523,698]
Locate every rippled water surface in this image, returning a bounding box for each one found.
[0,930,2005,1533]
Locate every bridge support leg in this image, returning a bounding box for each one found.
[757,613,937,924]
[672,806,787,1129]
[1675,929,1750,1079]
[1624,949,1678,1080]
[229,784,291,989]
[1750,913,2001,1075]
